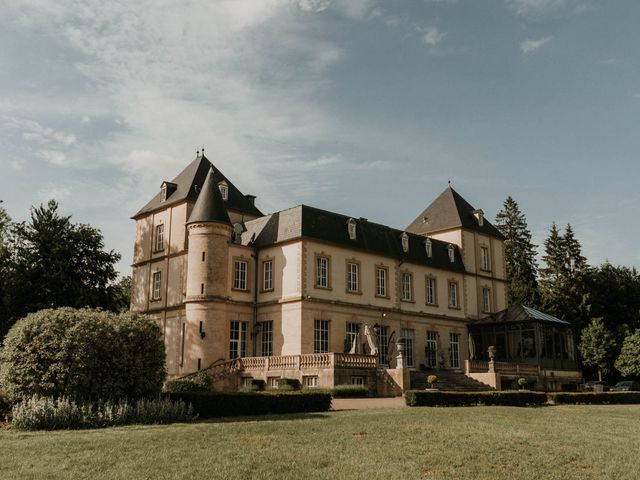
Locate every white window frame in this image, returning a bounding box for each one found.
[314,319,330,353]
[375,266,388,297]
[401,232,409,253]
[426,331,438,368]
[448,281,458,308]
[450,333,461,369]
[425,238,433,258]
[346,322,360,352]
[482,287,491,313]
[154,224,165,252]
[261,320,273,357]
[426,277,436,305]
[262,259,273,291]
[346,261,359,293]
[401,272,412,301]
[152,271,162,300]
[219,182,228,201]
[315,255,329,289]
[448,244,455,263]
[233,260,248,291]
[229,321,248,359]
[347,218,357,240]
[351,376,365,386]
[304,376,318,388]
[401,328,415,367]
[378,326,390,366]
[480,246,490,271]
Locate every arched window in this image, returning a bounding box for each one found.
[425,238,433,258]
[347,218,357,240]
[401,232,409,253]
[448,244,455,263]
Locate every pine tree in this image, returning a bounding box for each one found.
[579,318,616,381]
[539,223,568,317]
[494,196,539,307]
[563,224,587,278]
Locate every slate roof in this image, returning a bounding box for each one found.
[406,186,504,239]
[133,155,263,219]
[186,167,231,226]
[242,205,466,272]
[471,305,571,326]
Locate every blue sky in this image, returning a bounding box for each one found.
[2,0,639,275]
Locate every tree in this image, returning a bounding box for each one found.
[579,318,616,381]
[563,224,587,278]
[495,196,539,307]
[0,308,166,400]
[615,330,640,378]
[0,205,13,336]
[1,200,122,338]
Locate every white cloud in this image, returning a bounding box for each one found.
[520,36,552,54]
[504,0,592,17]
[422,27,445,46]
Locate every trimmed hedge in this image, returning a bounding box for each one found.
[164,372,213,393]
[551,392,640,405]
[405,390,547,407]
[330,385,370,398]
[166,391,331,418]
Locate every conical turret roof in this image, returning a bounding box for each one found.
[186,166,231,226]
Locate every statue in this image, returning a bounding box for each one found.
[363,324,378,356]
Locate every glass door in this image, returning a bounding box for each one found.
[449,333,460,369]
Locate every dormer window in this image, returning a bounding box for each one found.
[448,244,455,263]
[160,181,177,202]
[425,238,433,258]
[161,184,167,202]
[218,181,228,201]
[347,218,357,241]
[473,209,485,227]
[401,232,409,253]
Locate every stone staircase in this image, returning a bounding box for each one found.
[410,370,495,392]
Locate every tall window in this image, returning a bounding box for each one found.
[378,326,389,366]
[480,246,490,271]
[482,287,491,313]
[448,244,455,263]
[346,262,359,293]
[347,218,357,240]
[450,333,460,369]
[401,328,414,367]
[262,260,273,291]
[261,320,273,357]
[314,319,330,353]
[152,271,161,300]
[218,182,228,200]
[426,331,438,368]
[315,255,329,288]
[346,322,360,352]
[448,281,458,308]
[154,224,165,252]
[425,238,433,258]
[234,260,248,290]
[229,321,247,359]
[426,277,437,305]
[401,272,412,301]
[401,232,409,253]
[376,266,388,297]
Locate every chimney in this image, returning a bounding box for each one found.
[245,194,256,206]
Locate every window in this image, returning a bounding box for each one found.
[351,376,365,386]
[401,232,409,253]
[448,281,458,308]
[482,287,491,313]
[425,238,432,258]
[426,277,437,305]
[375,266,388,297]
[218,182,228,200]
[315,255,329,289]
[161,184,167,202]
[314,319,330,353]
[347,218,357,240]
[261,320,273,357]
[152,271,162,300]
[233,260,248,290]
[268,377,279,388]
[304,376,318,388]
[448,244,455,263]
[450,333,460,369]
[480,246,490,271]
[346,261,360,293]
[401,328,415,367]
[262,260,273,291]
[378,326,389,366]
[229,321,247,359]
[154,224,165,252]
[401,272,413,301]
[474,209,484,226]
[346,322,360,353]
[426,331,438,368]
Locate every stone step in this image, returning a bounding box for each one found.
[410,370,495,392]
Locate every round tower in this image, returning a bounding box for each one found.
[184,166,232,374]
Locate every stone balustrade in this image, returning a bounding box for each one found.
[466,359,540,376]
[239,353,377,372]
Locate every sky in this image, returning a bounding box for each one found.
[2,0,640,276]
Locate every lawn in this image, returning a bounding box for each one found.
[2,405,640,480]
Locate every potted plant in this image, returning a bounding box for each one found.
[517,377,527,390]
[426,375,438,390]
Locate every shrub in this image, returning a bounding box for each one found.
[517,378,527,388]
[330,385,370,398]
[405,390,547,407]
[277,378,300,390]
[166,391,331,418]
[164,371,213,393]
[0,308,166,401]
[11,395,196,430]
[427,375,438,386]
[551,392,640,405]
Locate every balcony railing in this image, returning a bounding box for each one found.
[467,360,540,376]
[239,353,377,372]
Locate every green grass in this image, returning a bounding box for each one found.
[2,405,640,480]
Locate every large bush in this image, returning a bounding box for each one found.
[615,330,640,377]
[164,371,213,393]
[551,392,640,405]
[405,390,547,407]
[11,395,195,430]
[0,308,166,400]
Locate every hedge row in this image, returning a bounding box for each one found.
[405,390,547,407]
[329,385,370,398]
[551,392,640,405]
[165,391,331,418]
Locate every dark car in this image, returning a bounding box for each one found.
[610,381,640,392]
[583,380,609,392]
